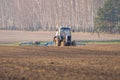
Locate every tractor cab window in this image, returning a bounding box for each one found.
[60,28,71,36]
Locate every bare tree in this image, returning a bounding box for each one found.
[0,0,105,31]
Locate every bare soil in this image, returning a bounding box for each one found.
[0,44,120,80]
[0,30,120,44]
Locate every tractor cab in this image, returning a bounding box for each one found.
[54,27,75,46]
[59,27,71,37]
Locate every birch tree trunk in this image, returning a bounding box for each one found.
[0,0,105,31]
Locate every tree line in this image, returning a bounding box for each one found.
[0,0,105,32]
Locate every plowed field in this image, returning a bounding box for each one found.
[0,44,120,80]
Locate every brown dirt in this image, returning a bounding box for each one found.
[0,44,120,80]
[0,30,120,44]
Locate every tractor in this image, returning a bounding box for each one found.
[53,27,76,46]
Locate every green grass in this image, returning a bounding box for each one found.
[0,43,20,46]
[0,40,120,46]
[76,40,120,44]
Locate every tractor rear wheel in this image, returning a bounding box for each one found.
[61,39,66,47]
[71,40,76,46]
[61,41,65,47]
[55,38,60,46]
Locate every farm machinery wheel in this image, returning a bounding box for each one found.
[55,38,60,46]
[61,39,66,47]
[71,40,76,46]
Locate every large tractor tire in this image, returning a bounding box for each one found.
[71,40,76,46]
[61,41,65,47]
[55,38,60,46]
[61,39,66,47]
